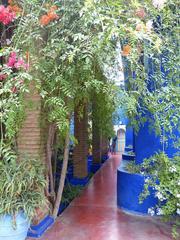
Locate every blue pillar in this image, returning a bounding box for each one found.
[117,53,179,214]
[122,122,135,161]
[135,121,179,164]
[135,121,162,164]
[125,126,134,149]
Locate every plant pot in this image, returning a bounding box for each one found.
[0,212,30,240]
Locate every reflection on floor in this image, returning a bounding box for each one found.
[28,154,174,240]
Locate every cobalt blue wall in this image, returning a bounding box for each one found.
[135,121,179,165]
[135,121,162,164]
[134,54,179,164]
[125,126,134,148]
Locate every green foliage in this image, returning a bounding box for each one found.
[62,183,84,204]
[126,152,180,238]
[0,0,179,229]
[10,0,179,142]
[0,49,32,152]
[0,158,47,219]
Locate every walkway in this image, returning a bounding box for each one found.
[30,155,173,240]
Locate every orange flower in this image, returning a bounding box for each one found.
[40,15,51,26]
[135,8,146,19]
[136,23,144,32]
[50,5,58,11]
[122,45,131,57]
[39,5,58,26]
[8,5,22,14]
[47,11,58,21]
[8,0,13,4]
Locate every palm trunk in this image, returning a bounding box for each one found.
[52,124,70,218]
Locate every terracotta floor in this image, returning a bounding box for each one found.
[28,154,174,240]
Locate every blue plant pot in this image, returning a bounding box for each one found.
[27,215,54,238]
[125,146,133,152]
[117,161,158,215]
[87,158,92,173]
[0,212,30,240]
[101,155,109,163]
[69,176,89,186]
[58,202,69,215]
[122,152,135,161]
[90,163,101,173]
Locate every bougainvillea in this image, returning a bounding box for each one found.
[0,5,16,25]
[7,52,29,70]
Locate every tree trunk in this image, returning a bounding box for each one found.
[92,124,102,164]
[92,98,102,164]
[101,136,109,156]
[46,123,56,202]
[73,102,88,178]
[52,125,70,218]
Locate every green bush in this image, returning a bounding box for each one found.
[0,158,47,220]
[126,152,180,239]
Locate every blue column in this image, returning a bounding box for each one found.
[117,53,179,214]
[125,126,134,149]
[135,121,179,164]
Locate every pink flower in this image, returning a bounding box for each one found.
[10,52,17,58]
[0,74,7,81]
[15,58,29,70]
[7,52,29,70]
[14,58,25,68]
[11,86,17,93]
[0,5,16,25]
[7,52,17,68]
[19,79,24,85]
[135,8,146,19]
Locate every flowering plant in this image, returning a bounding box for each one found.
[0,5,16,25]
[0,48,31,146]
[139,153,180,238]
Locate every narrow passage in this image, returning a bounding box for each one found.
[31,155,173,240]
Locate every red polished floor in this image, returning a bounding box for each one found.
[28,154,174,240]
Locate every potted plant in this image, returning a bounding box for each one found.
[0,157,47,240]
